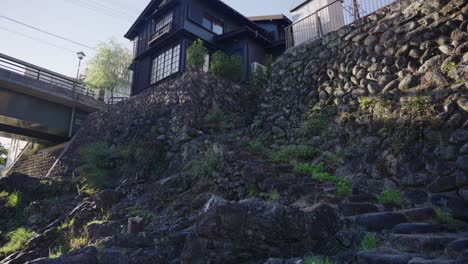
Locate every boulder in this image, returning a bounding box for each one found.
[181,199,339,263]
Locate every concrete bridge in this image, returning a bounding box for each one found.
[0,53,105,143]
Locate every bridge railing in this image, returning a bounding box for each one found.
[286,0,397,49]
[0,52,96,97]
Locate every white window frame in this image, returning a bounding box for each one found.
[151,44,181,84]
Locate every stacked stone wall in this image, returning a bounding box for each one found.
[255,0,467,218]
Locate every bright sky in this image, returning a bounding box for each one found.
[0,0,299,78]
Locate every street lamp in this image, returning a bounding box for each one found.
[75,51,86,82]
[69,51,86,138]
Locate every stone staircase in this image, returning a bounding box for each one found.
[231,144,468,263]
[5,143,67,178]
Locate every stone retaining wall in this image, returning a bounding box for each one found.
[254,0,467,218]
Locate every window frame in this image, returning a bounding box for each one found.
[154,12,174,33]
[201,14,224,35]
[150,44,181,84]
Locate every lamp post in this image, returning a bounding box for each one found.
[75,51,86,86]
[68,51,86,138]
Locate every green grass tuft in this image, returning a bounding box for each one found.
[0,228,37,256]
[0,191,21,208]
[303,256,336,264]
[48,245,67,259]
[248,139,265,153]
[360,233,378,250]
[336,178,352,197]
[378,189,404,205]
[293,162,352,197]
[188,149,223,178]
[268,190,281,201]
[268,145,318,162]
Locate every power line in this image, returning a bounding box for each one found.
[0,26,77,54]
[0,14,96,51]
[65,0,136,22]
[100,0,143,14]
[72,0,137,19]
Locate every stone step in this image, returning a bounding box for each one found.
[407,257,459,264]
[350,211,408,231]
[340,202,381,216]
[399,208,437,222]
[388,233,462,257]
[355,250,459,264]
[445,238,468,258]
[354,250,415,264]
[391,223,440,234]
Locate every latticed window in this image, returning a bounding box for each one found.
[154,12,173,32]
[150,44,181,84]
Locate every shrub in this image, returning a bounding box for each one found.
[248,139,265,153]
[210,50,227,76]
[188,149,222,178]
[187,39,208,69]
[304,256,336,264]
[250,65,268,89]
[226,55,242,81]
[0,228,37,256]
[121,139,165,176]
[268,145,318,162]
[78,142,117,189]
[336,178,352,197]
[378,189,404,205]
[360,233,378,250]
[299,106,337,138]
[210,50,242,81]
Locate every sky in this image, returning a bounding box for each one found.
[0,0,300,78]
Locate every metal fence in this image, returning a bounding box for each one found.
[0,52,96,97]
[286,0,396,49]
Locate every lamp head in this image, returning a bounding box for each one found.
[77,51,86,60]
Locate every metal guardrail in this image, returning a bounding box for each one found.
[0,52,96,97]
[286,0,396,49]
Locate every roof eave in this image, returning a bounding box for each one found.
[290,0,313,12]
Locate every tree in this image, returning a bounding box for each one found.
[187,39,208,70]
[0,142,8,166]
[85,39,132,100]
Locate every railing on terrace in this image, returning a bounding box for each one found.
[286,0,396,49]
[0,52,96,97]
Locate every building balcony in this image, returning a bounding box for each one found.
[149,23,172,45]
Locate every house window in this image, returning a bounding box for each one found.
[150,44,181,84]
[155,12,173,32]
[202,15,224,35]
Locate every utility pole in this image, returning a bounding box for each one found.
[68,51,85,137]
[352,0,360,21]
